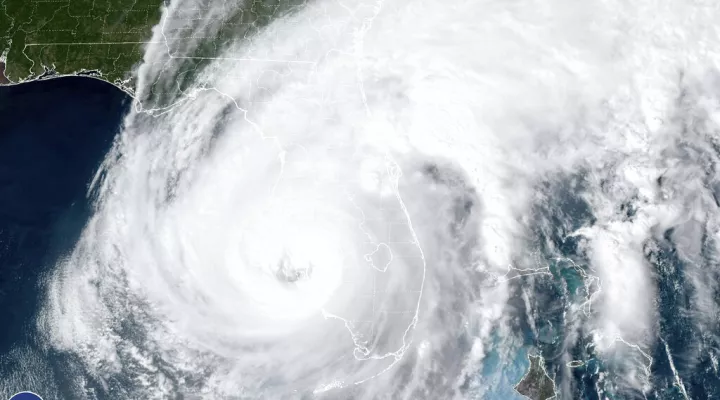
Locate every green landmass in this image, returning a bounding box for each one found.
[1,0,308,97]
[0,0,162,90]
[515,355,557,400]
[138,0,308,106]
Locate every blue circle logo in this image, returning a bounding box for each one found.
[9,392,42,400]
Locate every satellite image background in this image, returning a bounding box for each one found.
[2,0,720,399]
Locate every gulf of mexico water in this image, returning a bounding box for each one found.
[0,77,129,399]
[1,72,720,400]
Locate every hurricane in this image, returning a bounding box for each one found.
[35,0,720,398]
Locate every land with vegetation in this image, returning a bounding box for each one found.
[515,355,557,400]
[1,0,162,92]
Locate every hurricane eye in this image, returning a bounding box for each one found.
[275,255,313,283]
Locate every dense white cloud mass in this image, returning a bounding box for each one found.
[38,0,720,398]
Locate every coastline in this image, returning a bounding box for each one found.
[513,355,557,400]
[0,62,9,85]
[0,64,136,99]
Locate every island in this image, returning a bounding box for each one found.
[514,355,557,400]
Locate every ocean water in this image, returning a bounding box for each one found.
[0,77,129,398]
[0,76,718,400]
[7,1,720,398]
[0,73,719,400]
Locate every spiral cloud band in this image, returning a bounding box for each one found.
[37,0,720,398]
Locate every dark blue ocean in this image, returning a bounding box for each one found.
[0,77,129,399]
[1,76,719,400]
